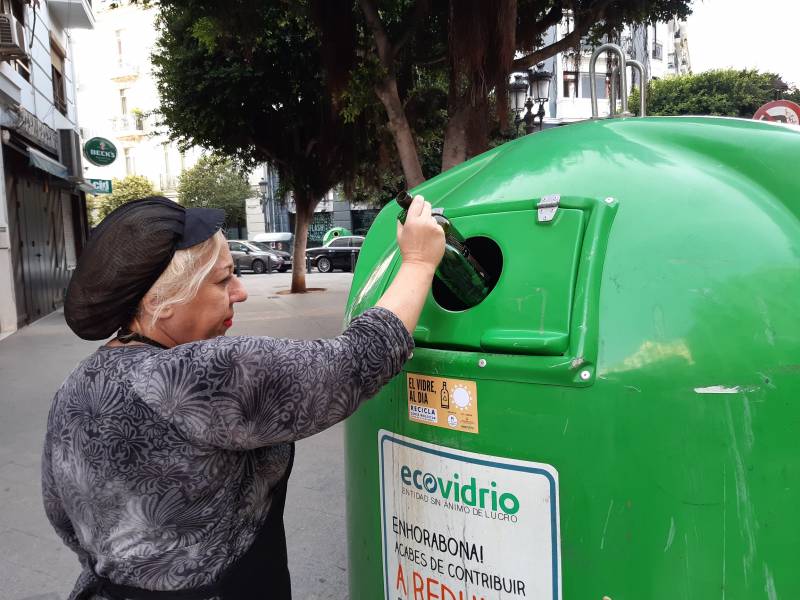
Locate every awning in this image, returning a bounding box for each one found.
[72,179,97,194]
[28,146,69,179]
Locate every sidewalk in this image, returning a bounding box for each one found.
[0,272,354,600]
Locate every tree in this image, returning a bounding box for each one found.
[177,155,252,234]
[632,69,793,117]
[352,0,695,182]
[152,0,377,293]
[152,1,695,292]
[87,174,155,226]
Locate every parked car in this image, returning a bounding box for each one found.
[227,240,286,274]
[251,232,293,254]
[251,241,292,271]
[305,235,364,273]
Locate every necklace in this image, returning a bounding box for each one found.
[115,328,170,350]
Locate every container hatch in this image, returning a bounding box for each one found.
[411,202,585,356]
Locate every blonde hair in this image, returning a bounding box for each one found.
[144,230,226,326]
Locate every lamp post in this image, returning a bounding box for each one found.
[509,63,552,136]
[509,74,529,133]
[258,177,271,232]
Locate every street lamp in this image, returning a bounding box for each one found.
[509,63,552,136]
[509,74,529,131]
[258,177,271,232]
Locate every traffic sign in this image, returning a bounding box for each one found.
[753,100,800,125]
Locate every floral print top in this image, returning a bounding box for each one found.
[42,307,413,600]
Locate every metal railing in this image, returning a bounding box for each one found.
[111,115,145,132]
[589,44,630,118]
[590,43,647,118]
[652,43,663,60]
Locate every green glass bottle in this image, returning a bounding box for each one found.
[396,191,491,308]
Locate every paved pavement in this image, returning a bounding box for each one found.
[0,272,355,600]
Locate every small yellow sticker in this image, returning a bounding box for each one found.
[405,372,479,434]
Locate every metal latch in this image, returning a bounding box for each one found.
[537,194,560,222]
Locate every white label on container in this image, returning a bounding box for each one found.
[378,430,561,600]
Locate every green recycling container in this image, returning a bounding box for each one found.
[323,227,353,246]
[343,116,800,600]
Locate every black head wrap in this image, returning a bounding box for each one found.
[65,196,225,340]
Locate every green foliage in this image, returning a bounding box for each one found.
[152,0,695,209]
[633,69,789,118]
[785,87,800,105]
[87,175,156,226]
[152,0,373,205]
[177,155,252,228]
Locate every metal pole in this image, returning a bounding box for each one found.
[589,43,629,118]
[627,60,647,116]
[522,97,535,135]
[235,258,241,278]
[612,60,647,117]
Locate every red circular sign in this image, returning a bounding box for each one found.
[753,100,800,125]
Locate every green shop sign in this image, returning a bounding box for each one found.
[83,137,117,166]
[88,179,112,194]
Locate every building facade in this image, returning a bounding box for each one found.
[529,16,691,127]
[0,0,95,337]
[71,0,205,199]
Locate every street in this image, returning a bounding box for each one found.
[0,272,354,600]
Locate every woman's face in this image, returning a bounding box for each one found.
[159,244,248,344]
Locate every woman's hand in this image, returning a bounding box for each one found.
[376,194,445,334]
[397,195,445,274]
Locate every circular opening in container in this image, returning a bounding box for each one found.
[432,236,503,311]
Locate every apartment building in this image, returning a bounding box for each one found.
[72,0,204,198]
[0,0,94,336]
[521,16,692,127]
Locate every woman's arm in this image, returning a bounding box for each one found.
[41,432,91,567]
[134,307,412,449]
[376,195,444,333]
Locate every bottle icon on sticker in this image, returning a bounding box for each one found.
[440,382,450,409]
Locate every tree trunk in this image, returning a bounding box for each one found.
[290,195,315,293]
[375,77,425,188]
[441,104,468,172]
[442,95,490,172]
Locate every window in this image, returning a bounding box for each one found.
[652,42,663,61]
[350,238,363,248]
[580,73,609,99]
[124,148,134,174]
[229,242,247,252]
[50,37,67,116]
[330,238,349,248]
[1,0,30,81]
[562,71,578,98]
[115,30,123,66]
[119,89,128,115]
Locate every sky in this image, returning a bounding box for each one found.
[687,0,800,87]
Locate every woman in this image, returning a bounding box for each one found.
[42,195,444,600]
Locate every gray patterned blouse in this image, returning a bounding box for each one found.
[42,307,413,600]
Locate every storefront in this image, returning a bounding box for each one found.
[1,106,89,328]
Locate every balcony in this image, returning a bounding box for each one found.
[652,43,663,61]
[48,0,95,29]
[111,114,145,140]
[160,174,179,192]
[110,61,140,82]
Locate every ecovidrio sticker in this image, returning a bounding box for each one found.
[378,431,562,600]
